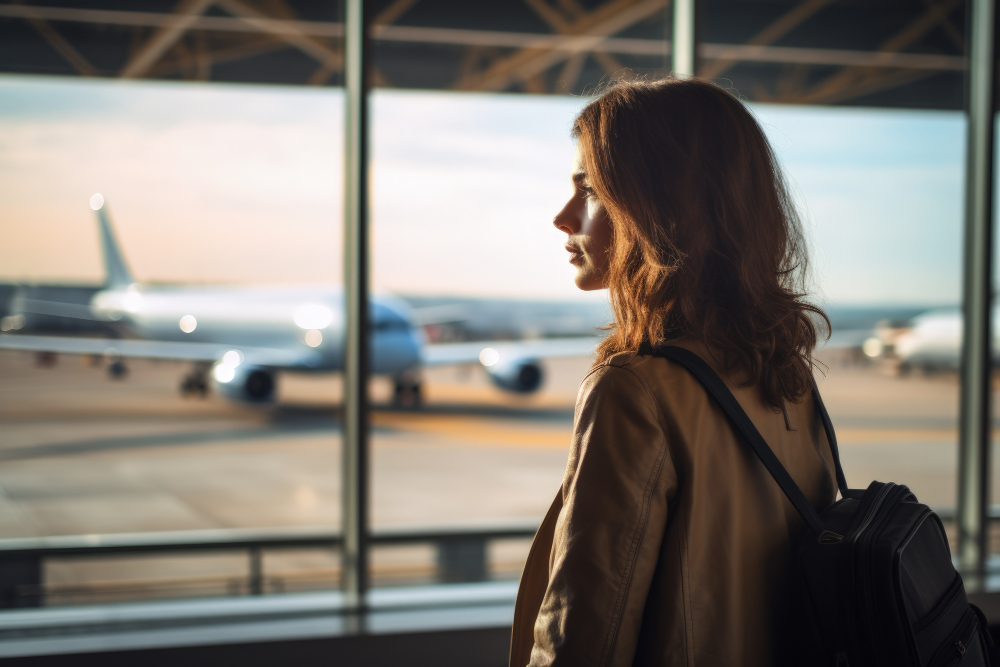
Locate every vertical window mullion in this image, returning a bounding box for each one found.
[957,0,996,581]
[342,0,372,609]
[672,0,697,76]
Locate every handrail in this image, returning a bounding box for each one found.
[0,510,988,608]
[0,521,541,607]
[0,506,991,560]
[0,520,540,557]
[928,506,1000,522]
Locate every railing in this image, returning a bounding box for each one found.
[5,506,987,609]
[0,521,539,608]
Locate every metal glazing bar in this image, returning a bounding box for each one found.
[958,0,996,580]
[672,0,696,76]
[342,0,371,609]
[248,547,263,595]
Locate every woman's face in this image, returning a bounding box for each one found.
[554,144,613,291]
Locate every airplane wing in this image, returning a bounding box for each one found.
[0,334,317,368]
[422,337,598,366]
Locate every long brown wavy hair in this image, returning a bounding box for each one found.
[574,77,828,408]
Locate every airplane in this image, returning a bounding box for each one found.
[0,195,598,406]
[888,307,1000,373]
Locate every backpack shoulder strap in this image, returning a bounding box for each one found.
[810,379,849,495]
[646,345,826,534]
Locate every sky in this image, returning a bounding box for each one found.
[0,74,966,305]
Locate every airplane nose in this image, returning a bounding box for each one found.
[405,328,423,368]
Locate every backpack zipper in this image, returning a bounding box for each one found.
[839,483,895,662]
[857,484,909,662]
[929,608,980,667]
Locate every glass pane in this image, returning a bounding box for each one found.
[0,0,974,612]
[366,0,969,588]
[0,75,344,605]
[368,89,602,586]
[366,100,968,586]
[756,105,965,521]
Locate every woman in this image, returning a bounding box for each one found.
[509,77,838,666]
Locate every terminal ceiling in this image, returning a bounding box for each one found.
[0,0,970,109]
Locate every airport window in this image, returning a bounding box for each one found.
[363,0,674,594]
[1,0,998,661]
[0,5,350,607]
[764,105,966,532]
[367,87,597,586]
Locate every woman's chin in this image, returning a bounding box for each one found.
[574,271,605,291]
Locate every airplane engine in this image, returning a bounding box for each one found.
[211,363,277,403]
[485,358,543,393]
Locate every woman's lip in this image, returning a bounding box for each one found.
[566,247,584,265]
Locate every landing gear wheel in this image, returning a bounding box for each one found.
[108,359,128,380]
[392,377,423,409]
[35,351,57,368]
[180,363,210,398]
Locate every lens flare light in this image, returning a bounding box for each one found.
[479,347,500,367]
[123,287,143,314]
[213,363,236,383]
[179,315,198,333]
[862,337,884,358]
[294,304,333,330]
[304,329,323,348]
[212,349,244,384]
[222,350,244,367]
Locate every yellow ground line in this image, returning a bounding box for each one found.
[375,415,985,449]
[372,413,571,449]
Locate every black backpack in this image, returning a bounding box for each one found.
[649,345,997,667]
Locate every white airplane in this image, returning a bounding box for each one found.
[0,195,597,405]
[891,307,1000,372]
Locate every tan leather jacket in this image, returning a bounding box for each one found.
[509,342,838,667]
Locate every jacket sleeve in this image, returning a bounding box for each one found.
[527,363,677,667]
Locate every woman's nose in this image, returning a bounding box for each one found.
[553,199,581,234]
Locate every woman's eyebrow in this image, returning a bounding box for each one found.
[572,172,587,184]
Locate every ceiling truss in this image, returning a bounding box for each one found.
[0,0,969,108]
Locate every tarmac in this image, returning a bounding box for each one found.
[0,347,991,603]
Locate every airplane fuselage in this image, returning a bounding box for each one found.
[0,198,585,405]
[90,283,424,376]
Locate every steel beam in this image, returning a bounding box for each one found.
[671,0,695,76]
[789,0,963,104]
[453,0,666,92]
[118,0,213,78]
[0,6,966,74]
[957,0,996,580]
[342,0,371,610]
[699,0,833,81]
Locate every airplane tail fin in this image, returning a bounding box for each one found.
[95,205,135,289]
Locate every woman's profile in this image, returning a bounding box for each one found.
[509,77,837,666]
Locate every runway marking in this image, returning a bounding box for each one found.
[375,414,971,449]
[372,420,976,449]
[0,414,975,462]
[372,413,572,449]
